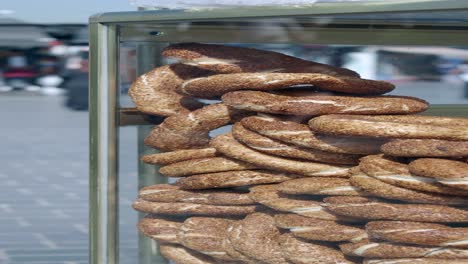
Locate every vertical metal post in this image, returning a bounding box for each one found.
[89,22,120,264]
[136,44,169,264]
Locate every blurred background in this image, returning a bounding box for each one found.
[1,1,468,264]
[0,1,137,264]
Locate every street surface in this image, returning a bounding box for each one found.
[0,93,138,264]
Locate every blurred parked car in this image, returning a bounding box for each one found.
[2,50,39,90]
[0,17,58,91]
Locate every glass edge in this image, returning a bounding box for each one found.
[89,0,468,24]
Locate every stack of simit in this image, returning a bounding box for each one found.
[129,43,468,264]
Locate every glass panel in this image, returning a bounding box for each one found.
[120,41,468,111]
[118,125,138,263]
[115,12,468,264]
[119,19,468,45]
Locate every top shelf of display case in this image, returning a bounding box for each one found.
[90,0,468,25]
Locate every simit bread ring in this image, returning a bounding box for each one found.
[248,184,348,221]
[222,221,259,263]
[323,196,468,223]
[128,64,207,116]
[228,212,288,264]
[179,72,395,98]
[162,42,359,76]
[176,170,298,190]
[232,122,361,165]
[137,215,182,244]
[274,214,367,242]
[258,112,315,123]
[141,148,217,165]
[359,154,467,196]
[132,199,257,216]
[349,173,468,205]
[138,184,254,205]
[278,177,365,196]
[159,157,258,177]
[364,259,468,264]
[309,115,468,140]
[145,103,249,151]
[280,233,355,264]
[223,90,428,115]
[210,133,351,177]
[177,217,237,261]
[159,244,220,264]
[366,221,468,248]
[339,240,468,259]
[241,115,384,155]
[409,158,468,191]
[381,139,468,158]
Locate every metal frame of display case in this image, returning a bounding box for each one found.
[89,1,468,263]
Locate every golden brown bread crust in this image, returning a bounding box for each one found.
[180,73,395,98]
[229,213,288,264]
[223,222,259,263]
[241,115,384,155]
[162,42,359,77]
[366,221,468,248]
[159,157,258,177]
[409,158,468,191]
[258,112,316,123]
[176,170,298,190]
[323,196,468,223]
[339,240,468,259]
[274,214,367,242]
[359,155,467,196]
[137,215,182,243]
[350,174,468,205]
[138,184,254,205]
[308,115,468,140]
[178,217,237,261]
[210,133,351,177]
[159,243,219,264]
[409,158,468,180]
[248,184,346,221]
[128,64,206,116]
[280,233,355,264]
[145,103,249,151]
[232,122,361,165]
[359,154,409,176]
[223,91,428,115]
[132,199,257,216]
[141,148,217,165]
[278,177,365,196]
[139,216,244,263]
[381,139,468,158]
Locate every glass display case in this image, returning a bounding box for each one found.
[89,1,468,263]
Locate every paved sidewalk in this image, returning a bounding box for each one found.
[0,93,138,264]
